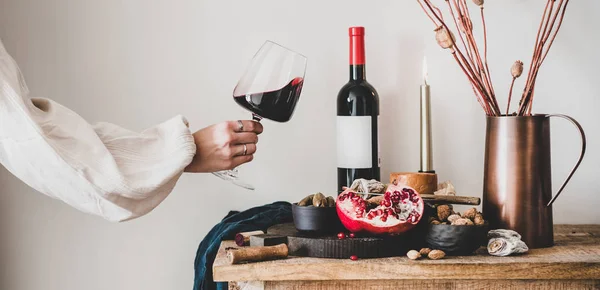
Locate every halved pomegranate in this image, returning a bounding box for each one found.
[336,184,424,235]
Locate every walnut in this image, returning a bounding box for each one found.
[437,205,452,222]
[447,214,462,223]
[452,218,475,226]
[474,213,485,225]
[419,248,432,256]
[407,250,421,260]
[463,207,478,220]
[428,249,446,260]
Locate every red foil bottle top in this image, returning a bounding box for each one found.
[349,26,365,36]
[349,26,365,65]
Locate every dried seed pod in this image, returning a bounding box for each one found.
[452,218,475,226]
[434,26,455,49]
[437,205,452,222]
[447,214,462,224]
[474,213,485,225]
[463,207,478,220]
[407,250,421,260]
[459,16,473,33]
[298,194,314,206]
[472,0,484,6]
[511,60,524,78]
[312,192,326,207]
[326,196,336,207]
[428,249,446,260]
[419,248,432,256]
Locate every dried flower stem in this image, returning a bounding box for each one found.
[506,77,516,115]
[518,0,569,115]
[416,0,570,116]
[481,7,495,97]
[448,0,476,68]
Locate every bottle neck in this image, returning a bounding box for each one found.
[350,64,366,81]
[349,33,366,81]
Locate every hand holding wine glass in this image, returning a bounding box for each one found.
[212,40,307,189]
[185,120,263,173]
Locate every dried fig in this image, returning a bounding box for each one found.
[326,196,336,207]
[298,194,314,206]
[312,192,326,207]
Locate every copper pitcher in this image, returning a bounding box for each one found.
[483,114,586,248]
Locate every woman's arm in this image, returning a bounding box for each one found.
[0,39,260,222]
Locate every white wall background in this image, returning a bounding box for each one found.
[0,0,598,289]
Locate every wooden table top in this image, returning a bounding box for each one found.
[213,224,600,282]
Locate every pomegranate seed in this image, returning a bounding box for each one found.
[350,255,358,261]
[387,209,395,215]
[376,209,383,216]
[339,195,346,201]
[381,215,388,222]
[384,192,390,198]
[410,215,417,223]
[384,200,392,207]
[337,232,346,239]
[347,192,355,197]
[349,233,355,238]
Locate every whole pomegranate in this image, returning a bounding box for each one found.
[336,184,424,235]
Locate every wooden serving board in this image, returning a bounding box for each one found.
[262,223,424,259]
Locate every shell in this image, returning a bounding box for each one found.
[472,0,484,6]
[349,178,385,193]
[487,229,529,256]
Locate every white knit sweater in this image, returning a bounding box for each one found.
[0,38,197,222]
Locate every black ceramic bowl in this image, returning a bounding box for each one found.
[292,203,345,234]
[425,223,489,255]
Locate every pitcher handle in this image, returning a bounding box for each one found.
[546,114,587,206]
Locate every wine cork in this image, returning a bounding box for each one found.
[235,230,265,246]
[390,172,438,194]
[226,243,289,265]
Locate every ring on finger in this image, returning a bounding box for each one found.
[237,120,244,132]
[242,144,247,156]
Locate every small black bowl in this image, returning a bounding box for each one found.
[425,223,489,255]
[292,203,344,234]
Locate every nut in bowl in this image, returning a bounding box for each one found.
[292,193,343,234]
[425,206,489,255]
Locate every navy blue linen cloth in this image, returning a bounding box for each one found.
[193,201,293,290]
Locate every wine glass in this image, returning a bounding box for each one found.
[212,40,307,190]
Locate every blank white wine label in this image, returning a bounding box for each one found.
[337,116,372,169]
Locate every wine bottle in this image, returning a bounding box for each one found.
[336,26,380,194]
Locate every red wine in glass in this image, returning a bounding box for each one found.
[233,77,304,122]
[212,40,307,190]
